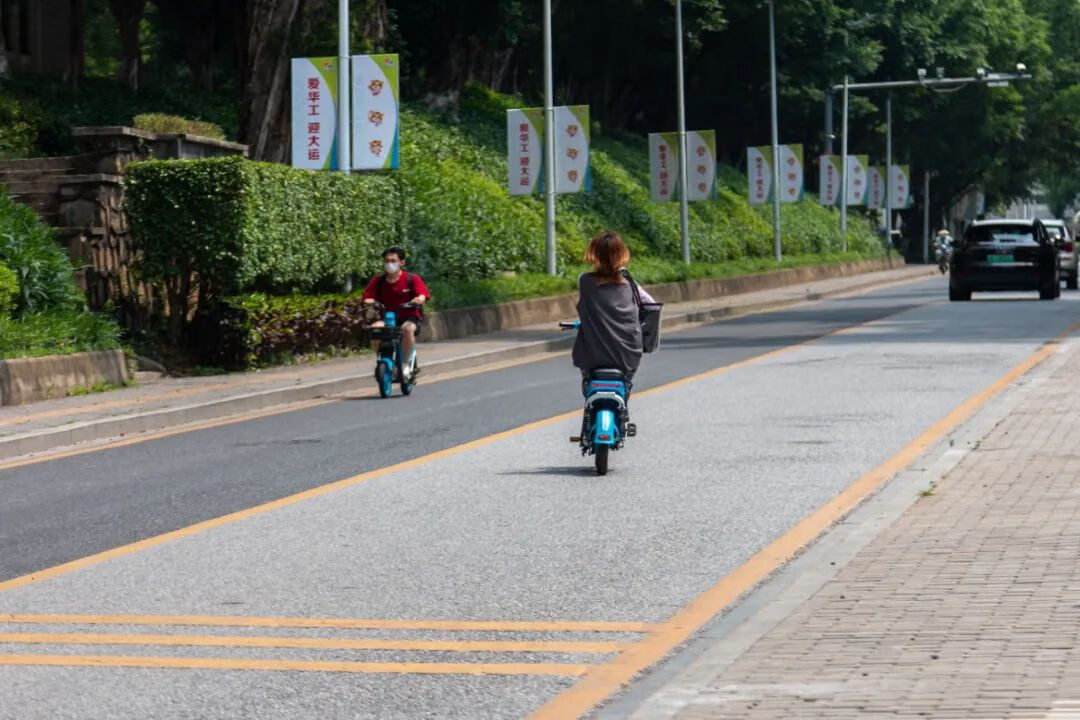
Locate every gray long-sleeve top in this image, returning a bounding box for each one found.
[571,273,646,375]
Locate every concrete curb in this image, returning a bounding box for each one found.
[0,265,931,461]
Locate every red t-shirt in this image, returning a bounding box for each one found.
[362,272,431,323]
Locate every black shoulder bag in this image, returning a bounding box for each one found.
[623,270,663,353]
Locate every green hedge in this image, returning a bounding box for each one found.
[125,156,406,338]
[0,263,16,317]
[196,292,379,369]
[0,310,123,360]
[133,113,225,140]
[0,189,82,314]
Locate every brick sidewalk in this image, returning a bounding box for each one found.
[659,342,1080,718]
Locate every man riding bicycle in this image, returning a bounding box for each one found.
[363,247,430,381]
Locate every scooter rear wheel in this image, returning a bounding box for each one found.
[594,445,609,476]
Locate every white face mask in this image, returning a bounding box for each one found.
[385,262,400,274]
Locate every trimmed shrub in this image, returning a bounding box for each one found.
[196,292,379,369]
[133,113,226,140]
[125,156,406,338]
[0,189,82,314]
[0,263,17,317]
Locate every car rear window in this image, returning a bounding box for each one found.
[967,226,1035,244]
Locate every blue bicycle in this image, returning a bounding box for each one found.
[560,320,637,475]
[370,302,420,398]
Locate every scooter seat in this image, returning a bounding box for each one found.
[589,368,626,382]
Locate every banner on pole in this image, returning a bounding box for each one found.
[868,166,885,209]
[291,57,339,170]
[846,155,869,206]
[778,144,804,203]
[818,155,841,206]
[653,131,716,203]
[554,106,591,194]
[507,106,591,195]
[507,109,545,196]
[351,54,400,170]
[890,164,912,209]
[747,146,771,205]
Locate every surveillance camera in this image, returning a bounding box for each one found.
[976,67,987,78]
[917,68,927,79]
[1016,62,1027,73]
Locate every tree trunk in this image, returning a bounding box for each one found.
[238,0,303,162]
[109,0,147,91]
[361,0,389,48]
[0,9,9,80]
[66,0,86,89]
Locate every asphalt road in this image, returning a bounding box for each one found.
[1,276,1077,719]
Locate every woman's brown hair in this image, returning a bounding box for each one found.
[585,230,630,283]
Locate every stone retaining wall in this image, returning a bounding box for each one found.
[0,350,129,406]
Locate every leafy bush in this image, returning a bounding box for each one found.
[0,93,44,159]
[133,113,226,140]
[0,263,17,317]
[0,309,123,359]
[0,189,82,314]
[196,292,378,369]
[125,155,406,338]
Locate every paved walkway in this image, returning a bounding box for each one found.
[630,335,1080,719]
[0,266,932,460]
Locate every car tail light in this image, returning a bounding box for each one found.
[1066,242,1075,253]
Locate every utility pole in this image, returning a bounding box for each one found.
[824,91,833,155]
[542,0,557,275]
[767,0,782,262]
[337,0,350,174]
[923,170,931,264]
[675,0,691,264]
[840,70,849,250]
[885,93,892,251]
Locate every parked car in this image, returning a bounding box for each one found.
[1043,219,1078,289]
[949,218,1060,301]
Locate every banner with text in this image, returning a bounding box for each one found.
[351,54,400,170]
[779,144,804,203]
[891,164,912,209]
[868,166,885,209]
[507,106,591,195]
[651,131,717,202]
[291,57,339,170]
[818,155,841,206]
[749,145,804,204]
[507,109,544,195]
[846,155,869,206]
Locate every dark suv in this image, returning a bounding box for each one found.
[949,218,1060,301]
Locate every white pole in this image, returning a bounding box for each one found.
[768,0,782,262]
[337,0,350,174]
[675,0,691,264]
[923,170,931,264]
[824,90,833,155]
[543,0,557,276]
[840,73,849,251]
[885,94,892,251]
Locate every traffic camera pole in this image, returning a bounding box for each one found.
[543,0,557,276]
[675,0,691,264]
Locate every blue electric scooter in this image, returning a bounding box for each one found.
[370,302,420,398]
[560,320,637,475]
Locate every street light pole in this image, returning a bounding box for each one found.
[885,93,892,250]
[840,70,849,250]
[923,170,931,264]
[675,0,691,264]
[767,0,782,262]
[337,0,350,175]
[824,90,833,155]
[542,0,556,276]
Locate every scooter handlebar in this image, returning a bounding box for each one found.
[559,321,580,330]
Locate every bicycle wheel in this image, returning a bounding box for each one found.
[376,363,393,398]
[594,445,609,476]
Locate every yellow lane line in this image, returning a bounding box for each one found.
[0,301,927,596]
[0,632,625,654]
[0,614,651,634]
[527,322,1080,719]
[0,653,588,676]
